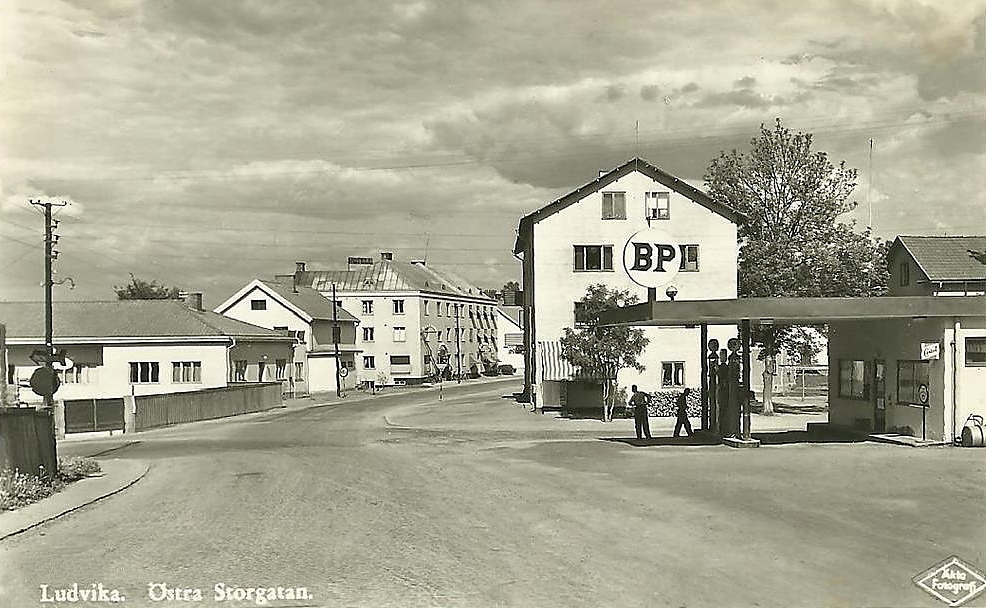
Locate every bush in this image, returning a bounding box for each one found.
[0,457,101,511]
[58,456,101,481]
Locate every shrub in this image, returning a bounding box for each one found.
[58,456,101,481]
[0,457,101,511]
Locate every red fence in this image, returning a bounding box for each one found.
[133,383,283,431]
[0,408,58,479]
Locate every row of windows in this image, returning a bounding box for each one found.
[361,353,474,370]
[601,191,673,221]
[129,361,204,384]
[361,325,496,344]
[573,244,699,272]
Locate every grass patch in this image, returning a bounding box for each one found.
[0,457,102,511]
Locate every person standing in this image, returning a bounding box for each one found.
[674,387,694,437]
[629,385,651,440]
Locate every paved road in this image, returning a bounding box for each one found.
[1,380,984,608]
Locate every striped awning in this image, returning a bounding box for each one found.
[537,341,606,381]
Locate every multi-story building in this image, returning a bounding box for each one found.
[286,255,499,385]
[512,157,744,409]
[214,279,361,394]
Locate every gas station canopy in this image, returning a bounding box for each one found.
[598,295,986,327]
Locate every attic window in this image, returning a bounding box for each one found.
[899,263,909,287]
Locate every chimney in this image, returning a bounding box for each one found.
[293,261,306,293]
[182,291,203,311]
[295,261,307,273]
[380,252,394,261]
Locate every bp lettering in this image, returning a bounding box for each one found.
[629,242,678,272]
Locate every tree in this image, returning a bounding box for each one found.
[114,274,181,300]
[560,284,650,422]
[705,119,889,414]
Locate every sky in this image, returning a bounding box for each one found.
[1,0,984,307]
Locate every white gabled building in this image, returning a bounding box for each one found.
[512,157,744,409]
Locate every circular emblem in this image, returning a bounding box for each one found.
[622,227,681,289]
[918,383,929,405]
[339,366,349,378]
[30,367,61,397]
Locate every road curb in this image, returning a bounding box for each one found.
[0,459,150,542]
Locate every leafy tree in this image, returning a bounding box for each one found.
[705,119,889,414]
[560,284,649,422]
[114,274,181,300]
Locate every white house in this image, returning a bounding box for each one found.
[512,157,744,409]
[214,279,361,394]
[1,297,295,404]
[286,255,499,385]
[495,306,524,374]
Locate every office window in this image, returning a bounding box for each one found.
[393,326,406,342]
[250,299,266,310]
[363,356,375,369]
[60,365,91,384]
[363,326,375,342]
[130,361,159,384]
[234,360,248,382]
[897,360,930,404]
[423,301,430,315]
[645,192,671,220]
[390,355,411,365]
[171,361,202,383]
[967,338,986,367]
[393,299,405,314]
[838,359,868,399]
[574,245,614,272]
[446,328,452,342]
[601,192,626,220]
[361,300,374,315]
[899,263,910,287]
[294,362,304,381]
[662,361,685,387]
[445,302,451,316]
[275,359,287,380]
[679,244,700,272]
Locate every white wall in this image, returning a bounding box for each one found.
[531,169,738,398]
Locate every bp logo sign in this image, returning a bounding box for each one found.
[913,555,986,606]
[623,227,680,289]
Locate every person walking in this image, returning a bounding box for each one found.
[629,385,651,440]
[674,387,694,437]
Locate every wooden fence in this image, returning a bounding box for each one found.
[133,383,283,432]
[0,408,58,479]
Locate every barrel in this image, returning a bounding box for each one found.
[961,422,985,447]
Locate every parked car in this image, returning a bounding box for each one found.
[498,364,516,375]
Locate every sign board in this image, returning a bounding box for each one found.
[918,383,929,406]
[622,227,681,290]
[921,341,940,360]
[338,366,349,378]
[29,367,60,397]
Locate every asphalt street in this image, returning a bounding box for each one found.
[1,379,984,608]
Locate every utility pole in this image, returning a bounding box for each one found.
[332,282,342,398]
[455,303,461,383]
[30,199,67,409]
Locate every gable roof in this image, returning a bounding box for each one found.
[892,236,986,282]
[514,157,746,253]
[497,306,523,329]
[213,279,359,323]
[0,300,292,342]
[293,261,496,301]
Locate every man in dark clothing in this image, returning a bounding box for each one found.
[674,387,693,437]
[629,384,651,440]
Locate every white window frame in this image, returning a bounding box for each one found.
[393,299,405,315]
[361,300,374,315]
[171,361,202,384]
[362,326,375,342]
[130,361,160,384]
[393,326,407,342]
[646,192,670,220]
[363,355,376,369]
[661,361,685,388]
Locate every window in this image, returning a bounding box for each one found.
[234,360,248,382]
[445,303,451,316]
[899,263,910,287]
[59,365,91,384]
[601,192,626,220]
[362,326,375,342]
[468,329,474,342]
[361,300,374,315]
[393,326,406,342]
[967,338,986,367]
[662,361,685,387]
[390,355,411,365]
[446,328,451,342]
[363,356,376,369]
[273,325,289,332]
[393,299,405,314]
[423,301,430,315]
[171,361,202,383]
[130,361,159,384]
[897,360,930,404]
[838,359,868,399]
[424,354,432,365]
[250,299,266,310]
[294,362,304,381]
[437,303,443,317]
[258,361,266,382]
[679,244,700,272]
[645,192,671,220]
[574,245,614,272]
[275,359,287,380]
